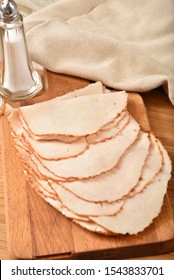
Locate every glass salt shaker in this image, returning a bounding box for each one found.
[0,0,43,100]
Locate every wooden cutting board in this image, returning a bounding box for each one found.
[1,70,174,260]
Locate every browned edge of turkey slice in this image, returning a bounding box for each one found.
[29,115,130,162]
[18,106,127,138]
[59,132,150,203]
[19,113,80,143]
[10,113,140,184]
[21,133,89,161]
[53,188,124,218]
[87,136,167,235]
[127,133,164,197]
[14,142,70,182]
[101,111,127,131]
[25,171,90,222]
[28,126,140,181]
[8,108,88,160]
[24,165,56,198]
[73,219,114,236]
[86,114,130,145]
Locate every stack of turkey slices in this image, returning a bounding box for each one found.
[6,82,172,235]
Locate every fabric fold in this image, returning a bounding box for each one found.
[24,0,174,104]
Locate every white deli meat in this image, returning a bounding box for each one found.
[19,91,128,137]
[91,142,171,235]
[5,82,172,236]
[86,113,130,144]
[7,108,89,160]
[52,184,123,216]
[62,131,150,202]
[38,117,140,179]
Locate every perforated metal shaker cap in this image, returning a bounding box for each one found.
[0,0,19,22]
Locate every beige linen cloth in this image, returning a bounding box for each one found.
[24,0,174,104]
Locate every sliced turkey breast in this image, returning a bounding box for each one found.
[23,131,88,160]
[130,134,163,196]
[19,81,106,142]
[90,142,171,235]
[27,173,89,222]
[56,81,104,100]
[21,114,80,142]
[19,91,128,138]
[37,117,139,180]
[45,196,89,221]
[25,167,56,197]
[7,107,88,160]
[86,113,130,144]
[52,184,123,216]
[74,220,110,235]
[5,83,171,237]
[62,131,149,202]
[101,111,127,131]
[7,107,23,136]
[14,142,67,181]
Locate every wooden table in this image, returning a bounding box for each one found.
[0,85,174,260]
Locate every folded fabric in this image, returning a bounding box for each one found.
[24,0,174,104]
[16,0,58,14]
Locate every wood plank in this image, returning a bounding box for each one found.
[0,124,8,259]
[27,187,75,258]
[0,71,174,259]
[1,115,33,259]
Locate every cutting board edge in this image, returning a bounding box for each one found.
[34,236,174,260]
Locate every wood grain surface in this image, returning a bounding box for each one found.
[0,71,174,260]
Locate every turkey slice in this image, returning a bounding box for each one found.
[20,107,127,144]
[20,106,127,144]
[27,172,56,199]
[91,142,171,235]
[7,107,88,160]
[20,115,80,142]
[18,81,106,142]
[14,144,89,221]
[7,107,23,136]
[74,220,111,235]
[13,143,61,182]
[19,91,128,137]
[30,154,68,181]
[86,113,130,144]
[130,134,163,196]
[38,117,140,180]
[25,167,56,198]
[14,142,68,181]
[57,81,104,100]
[26,172,89,222]
[62,131,149,202]
[45,196,89,221]
[23,131,88,160]
[101,111,127,131]
[52,184,123,216]
[7,105,79,143]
